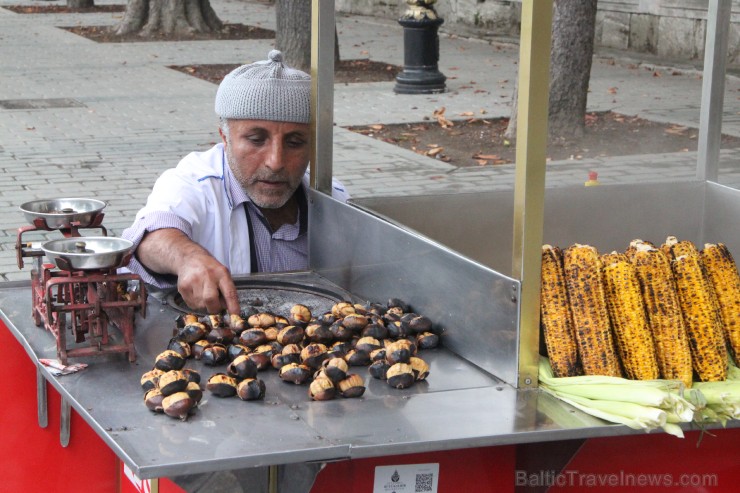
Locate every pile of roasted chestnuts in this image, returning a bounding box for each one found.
[140,298,440,419]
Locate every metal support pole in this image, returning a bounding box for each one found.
[310,0,335,195]
[37,366,48,428]
[511,0,553,389]
[697,0,731,183]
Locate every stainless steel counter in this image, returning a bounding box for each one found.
[1,271,687,481]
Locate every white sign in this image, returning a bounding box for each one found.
[373,463,439,493]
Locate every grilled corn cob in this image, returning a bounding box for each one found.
[540,245,581,377]
[702,243,740,360]
[671,253,728,381]
[602,256,660,380]
[631,245,693,387]
[563,244,622,377]
[625,239,656,263]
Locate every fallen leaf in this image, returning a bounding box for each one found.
[653,71,662,77]
[369,124,384,130]
[607,87,618,94]
[473,154,500,160]
[426,147,445,157]
[476,159,488,166]
[459,111,474,116]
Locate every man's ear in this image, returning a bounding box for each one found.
[218,127,228,147]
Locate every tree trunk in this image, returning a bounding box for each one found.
[505,0,598,141]
[275,0,340,73]
[68,0,94,8]
[116,0,223,36]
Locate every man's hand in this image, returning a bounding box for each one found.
[136,228,241,315]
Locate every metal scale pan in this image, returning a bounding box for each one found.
[41,237,134,271]
[20,198,106,230]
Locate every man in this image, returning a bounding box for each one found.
[123,50,348,315]
[123,50,344,492]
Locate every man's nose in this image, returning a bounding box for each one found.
[264,139,286,171]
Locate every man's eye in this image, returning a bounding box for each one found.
[246,136,266,145]
[287,137,307,148]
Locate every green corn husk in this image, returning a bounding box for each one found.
[539,357,696,438]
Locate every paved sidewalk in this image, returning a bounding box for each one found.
[2,0,740,281]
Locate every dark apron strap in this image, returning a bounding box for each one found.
[243,203,259,273]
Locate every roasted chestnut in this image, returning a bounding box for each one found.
[271,351,300,370]
[337,374,366,398]
[263,326,279,341]
[277,325,305,346]
[416,331,440,350]
[237,378,266,401]
[167,338,192,359]
[403,314,433,334]
[328,321,352,342]
[387,363,415,389]
[344,349,371,367]
[289,304,312,326]
[206,373,238,397]
[185,381,203,404]
[300,343,328,370]
[369,348,387,362]
[207,326,236,345]
[181,368,201,384]
[342,314,368,332]
[248,312,276,328]
[309,377,336,401]
[162,392,195,420]
[176,322,208,344]
[387,298,409,313]
[368,360,390,380]
[408,356,430,381]
[191,339,211,360]
[176,313,199,328]
[202,343,228,366]
[144,388,164,413]
[228,313,246,333]
[248,345,274,371]
[385,340,412,365]
[154,350,187,371]
[239,327,267,348]
[355,337,381,353]
[140,369,164,392]
[331,302,355,318]
[316,311,337,325]
[227,354,258,380]
[305,323,334,344]
[321,357,348,384]
[227,343,250,361]
[361,323,389,340]
[279,363,312,385]
[159,370,189,396]
[386,320,409,339]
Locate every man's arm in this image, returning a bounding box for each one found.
[136,228,241,316]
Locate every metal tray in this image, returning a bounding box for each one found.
[20,198,106,229]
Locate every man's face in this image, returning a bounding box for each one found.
[221,119,310,209]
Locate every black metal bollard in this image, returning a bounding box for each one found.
[394,5,447,94]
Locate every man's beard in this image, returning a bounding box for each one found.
[226,145,301,209]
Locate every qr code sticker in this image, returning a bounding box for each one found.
[415,472,434,492]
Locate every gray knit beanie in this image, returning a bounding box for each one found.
[215,50,311,124]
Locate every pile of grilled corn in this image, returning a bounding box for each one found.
[540,238,740,432]
[541,237,740,385]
